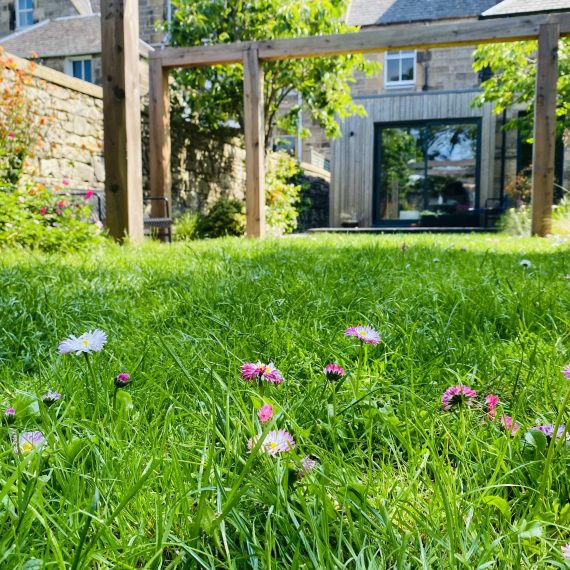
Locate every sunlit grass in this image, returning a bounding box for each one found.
[0,233,569,569]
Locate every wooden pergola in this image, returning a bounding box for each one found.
[101,3,570,241]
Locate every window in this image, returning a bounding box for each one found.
[385,50,416,87]
[65,58,93,83]
[16,0,34,28]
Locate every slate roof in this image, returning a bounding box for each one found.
[346,0,500,27]
[481,0,570,17]
[0,13,152,58]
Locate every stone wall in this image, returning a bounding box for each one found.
[3,52,105,189]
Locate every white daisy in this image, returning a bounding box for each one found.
[520,259,531,268]
[59,329,107,355]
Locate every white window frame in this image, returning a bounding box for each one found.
[64,57,93,83]
[16,0,34,29]
[384,50,417,88]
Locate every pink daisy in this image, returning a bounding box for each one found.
[4,407,16,424]
[323,363,345,381]
[13,431,45,454]
[248,429,295,456]
[344,325,380,345]
[258,404,273,424]
[563,364,570,380]
[298,455,318,478]
[441,384,477,411]
[562,543,570,560]
[41,391,62,406]
[485,394,500,419]
[240,361,284,384]
[59,329,107,355]
[499,415,519,435]
[535,424,569,441]
[115,372,131,387]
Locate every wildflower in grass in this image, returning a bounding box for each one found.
[432,257,440,263]
[58,329,107,355]
[4,407,16,424]
[258,404,273,424]
[485,394,500,419]
[441,384,477,411]
[248,429,295,456]
[535,424,569,441]
[41,391,62,407]
[8,132,14,138]
[344,325,380,345]
[499,415,519,435]
[240,361,283,384]
[298,455,318,478]
[323,363,345,381]
[562,543,570,560]
[13,431,45,454]
[115,372,131,388]
[563,364,570,380]
[520,259,531,268]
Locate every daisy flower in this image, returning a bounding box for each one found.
[562,364,570,380]
[520,259,531,268]
[115,372,131,388]
[499,415,519,435]
[441,384,477,411]
[4,407,16,424]
[298,455,318,478]
[485,394,500,419]
[535,424,569,441]
[59,329,107,355]
[258,404,273,424]
[344,325,380,345]
[41,391,62,406]
[323,363,345,381]
[240,361,284,384]
[562,543,570,560]
[248,429,295,456]
[13,431,45,454]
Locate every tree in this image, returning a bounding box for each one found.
[167,0,379,147]
[472,39,570,140]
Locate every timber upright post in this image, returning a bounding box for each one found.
[531,23,559,237]
[148,58,171,241]
[100,0,144,243]
[243,47,265,238]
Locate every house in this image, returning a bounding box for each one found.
[0,0,168,86]
[329,0,569,228]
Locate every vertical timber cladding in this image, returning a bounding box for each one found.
[101,0,144,243]
[329,91,495,227]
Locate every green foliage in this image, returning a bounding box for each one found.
[167,0,379,143]
[173,210,200,241]
[266,151,304,235]
[500,195,570,236]
[195,196,246,238]
[0,183,105,251]
[472,39,570,139]
[0,235,570,568]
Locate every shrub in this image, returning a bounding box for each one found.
[173,211,200,241]
[0,183,105,251]
[266,151,303,236]
[195,197,245,238]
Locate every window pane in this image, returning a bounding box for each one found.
[84,60,92,83]
[401,58,415,81]
[386,59,400,83]
[72,61,82,78]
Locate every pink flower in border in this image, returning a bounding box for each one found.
[240,361,284,384]
[441,384,477,411]
[7,132,15,139]
[485,394,500,419]
[344,325,380,345]
[62,178,70,186]
[258,404,273,424]
[323,363,345,381]
[499,415,519,435]
[298,455,318,478]
[85,189,94,200]
[562,364,570,380]
[59,329,107,355]
[562,543,570,560]
[13,431,45,454]
[248,429,295,456]
[39,207,47,215]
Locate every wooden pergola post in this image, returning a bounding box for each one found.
[243,47,265,238]
[531,23,559,237]
[149,58,171,240]
[100,0,144,243]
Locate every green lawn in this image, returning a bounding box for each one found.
[1,233,569,569]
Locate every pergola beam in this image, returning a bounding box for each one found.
[531,23,559,237]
